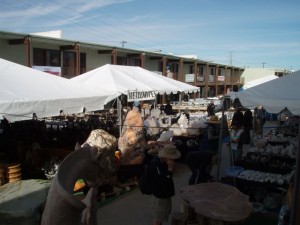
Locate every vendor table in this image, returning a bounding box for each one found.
[0,179,51,225]
[180,182,252,225]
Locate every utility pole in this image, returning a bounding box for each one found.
[262,62,266,68]
[120,41,127,48]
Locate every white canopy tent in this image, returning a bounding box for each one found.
[71,64,199,102]
[72,64,200,135]
[72,64,156,102]
[113,65,199,94]
[0,58,119,122]
[227,70,300,114]
[151,71,200,93]
[240,75,278,90]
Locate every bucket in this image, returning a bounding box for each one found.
[226,166,244,177]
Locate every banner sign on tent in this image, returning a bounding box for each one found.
[33,66,61,76]
[127,90,156,102]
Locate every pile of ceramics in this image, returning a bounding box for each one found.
[237,169,293,186]
[249,136,297,158]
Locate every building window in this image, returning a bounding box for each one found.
[198,66,204,75]
[117,56,141,66]
[128,58,141,66]
[49,50,60,66]
[170,63,179,73]
[189,65,194,74]
[117,56,127,65]
[63,51,76,77]
[210,67,215,75]
[33,48,60,66]
[158,61,163,72]
[33,48,45,66]
[80,52,86,73]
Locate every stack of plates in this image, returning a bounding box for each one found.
[6,163,22,183]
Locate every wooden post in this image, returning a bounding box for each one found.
[224,66,227,95]
[140,52,145,68]
[179,58,184,82]
[75,43,80,76]
[193,61,198,99]
[205,63,209,98]
[111,48,117,65]
[24,36,31,68]
[162,56,167,76]
[215,65,219,97]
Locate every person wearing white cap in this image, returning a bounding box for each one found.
[148,143,181,225]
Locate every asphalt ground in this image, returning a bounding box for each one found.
[96,121,278,225]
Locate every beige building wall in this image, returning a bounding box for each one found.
[241,68,276,83]
[32,42,60,50]
[183,65,190,75]
[0,39,27,65]
[144,56,160,72]
[83,48,111,71]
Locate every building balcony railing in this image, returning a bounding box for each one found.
[194,74,244,86]
[33,65,244,86]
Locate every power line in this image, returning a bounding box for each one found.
[4,1,184,52]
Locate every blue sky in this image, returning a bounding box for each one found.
[1,0,300,70]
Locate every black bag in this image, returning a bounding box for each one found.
[139,165,152,195]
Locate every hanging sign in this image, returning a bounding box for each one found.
[218,76,225,81]
[185,74,195,82]
[33,66,61,76]
[127,90,156,102]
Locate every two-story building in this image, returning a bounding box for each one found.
[0,30,245,99]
